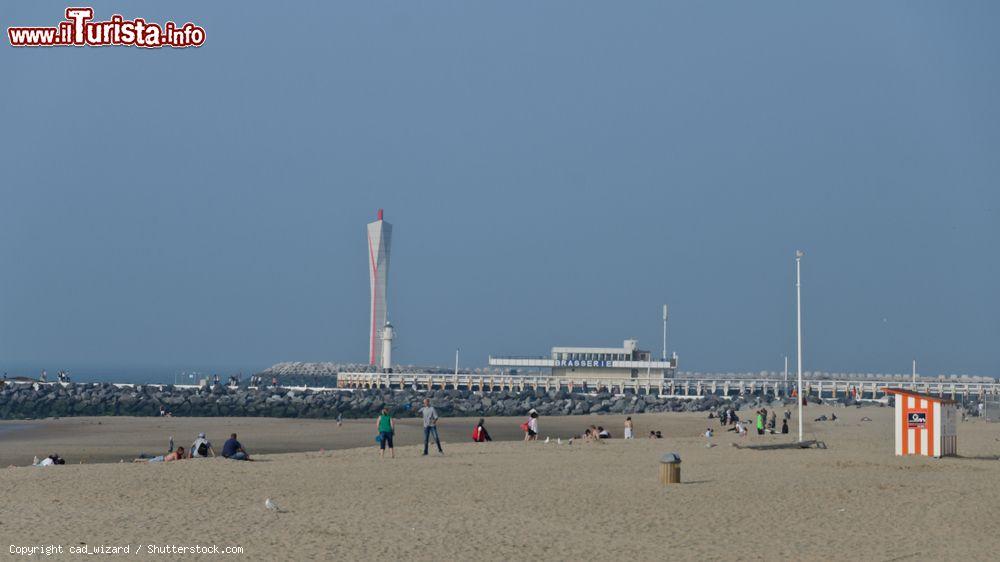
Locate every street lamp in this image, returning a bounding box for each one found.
[795,250,804,443]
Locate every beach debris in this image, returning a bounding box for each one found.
[567,438,574,445]
[557,438,562,445]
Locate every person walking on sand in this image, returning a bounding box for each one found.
[523,410,539,441]
[376,407,395,459]
[624,416,634,440]
[419,399,443,456]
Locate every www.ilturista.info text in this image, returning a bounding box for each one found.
[8,8,205,48]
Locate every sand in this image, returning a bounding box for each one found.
[4,406,1000,560]
[0,413,658,467]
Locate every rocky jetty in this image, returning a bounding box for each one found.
[0,382,800,420]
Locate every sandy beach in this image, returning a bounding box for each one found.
[4,406,1000,560]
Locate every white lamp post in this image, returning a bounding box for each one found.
[796,250,804,443]
[662,304,669,361]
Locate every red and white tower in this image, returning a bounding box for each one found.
[367,209,392,366]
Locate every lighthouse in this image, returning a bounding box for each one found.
[381,322,394,372]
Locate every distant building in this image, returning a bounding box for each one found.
[366,209,392,366]
[489,339,677,389]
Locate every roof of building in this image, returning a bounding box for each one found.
[880,387,957,404]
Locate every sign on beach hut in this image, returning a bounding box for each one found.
[883,388,957,458]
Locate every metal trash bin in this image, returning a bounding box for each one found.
[659,452,681,484]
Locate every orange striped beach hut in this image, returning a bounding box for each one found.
[883,388,958,458]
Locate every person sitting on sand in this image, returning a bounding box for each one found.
[222,434,251,461]
[473,418,492,442]
[376,408,395,459]
[189,433,216,458]
[781,418,789,434]
[737,421,747,437]
[704,428,713,439]
[35,454,65,466]
[134,447,185,463]
[597,427,611,439]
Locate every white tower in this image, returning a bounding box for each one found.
[367,209,392,365]
[381,322,394,371]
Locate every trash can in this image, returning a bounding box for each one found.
[659,453,681,484]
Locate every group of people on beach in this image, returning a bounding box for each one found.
[133,432,252,463]
[376,398,446,459]
[719,407,790,436]
[581,425,611,441]
[374,404,681,457]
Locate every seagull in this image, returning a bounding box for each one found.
[557,438,562,445]
[265,498,283,513]
[544,437,550,444]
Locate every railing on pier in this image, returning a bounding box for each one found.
[334,372,1000,401]
[6,377,997,403]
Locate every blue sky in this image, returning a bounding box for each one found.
[1,1,997,377]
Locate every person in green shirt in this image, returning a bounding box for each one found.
[376,407,395,459]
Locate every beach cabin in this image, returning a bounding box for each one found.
[883,388,958,458]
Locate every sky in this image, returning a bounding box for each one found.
[1,1,998,380]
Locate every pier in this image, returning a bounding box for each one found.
[334,372,1000,402]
